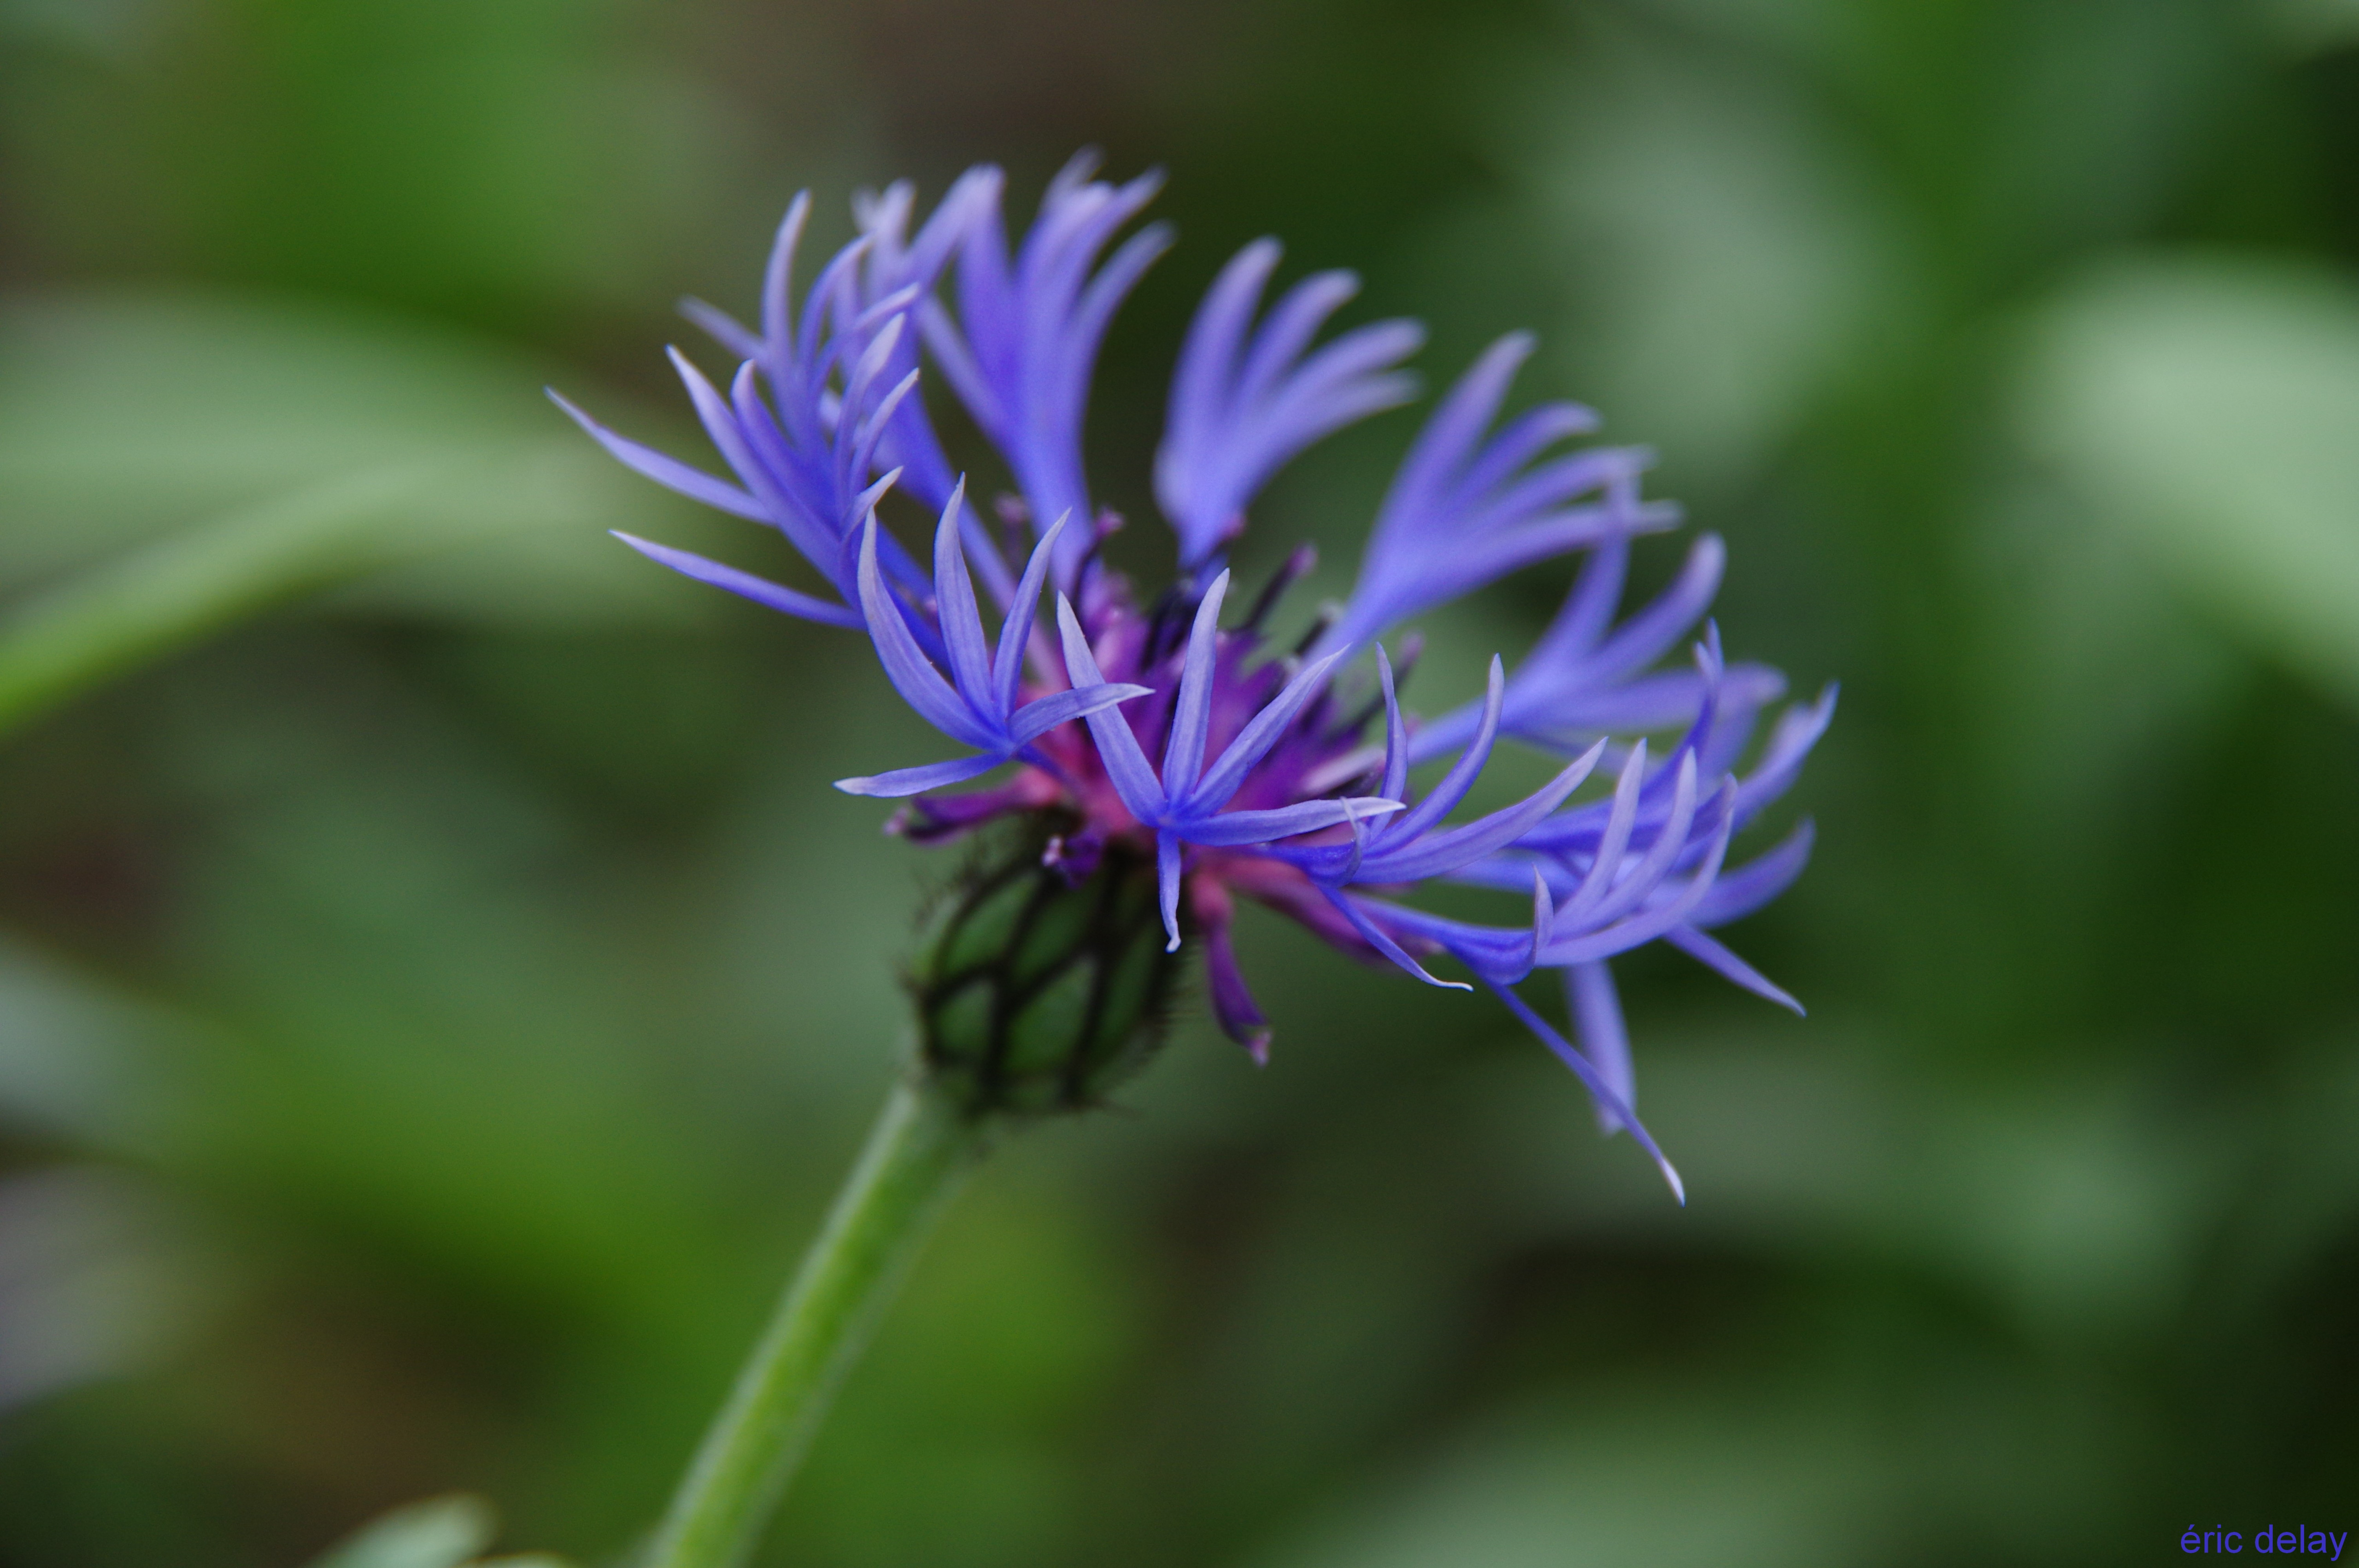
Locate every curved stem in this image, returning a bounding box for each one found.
[646,1075,983,1568]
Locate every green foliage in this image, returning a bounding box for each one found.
[307,1497,498,1568]
[305,1494,575,1568]
[0,289,746,734]
[2019,258,2359,706]
[1,0,2356,1565]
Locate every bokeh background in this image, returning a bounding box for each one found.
[3,0,2357,1563]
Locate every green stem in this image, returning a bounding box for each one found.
[645,1074,983,1568]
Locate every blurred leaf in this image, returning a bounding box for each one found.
[1248,1397,1886,1568]
[2016,256,2359,708]
[1518,16,1892,491]
[0,1167,220,1410]
[0,0,155,59]
[0,292,737,590]
[306,1495,495,1568]
[0,293,545,548]
[0,291,751,730]
[1252,1374,2134,1568]
[0,458,458,733]
[125,653,812,1369]
[1962,471,2248,854]
[2268,0,2359,53]
[0,937,180,1144]
[0,0,743,318]
[0,438,713,735]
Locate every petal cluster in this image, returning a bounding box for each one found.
[1319,335,1680,656]
[560,157,1834,1200]
[838,484,1149,797]
[1156,241,1423,572]
[1056,573,1402,950]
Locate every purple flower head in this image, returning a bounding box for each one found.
[556,158,1834,1202]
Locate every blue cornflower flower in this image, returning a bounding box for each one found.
[556,153,1833,1199]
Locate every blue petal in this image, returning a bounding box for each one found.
[929,477,995,709]
[1159,241,1279,550]
[857,511,998,749]
[549,392,769,522]
[994,512,1069,714]
[1162,571,1230,798]
[1390,655,1505,841]
[1008,682,1152,746]
[1353,741,1602,886]
[1177,796,1403,848]
[759,193,813,355]
[679,297,762,361]
[1386,333,1531,533]
[834,752,1009,798]
[1156,240,1422,567]
[1157,829,1184,952]
[1567,961,1633,1134]
[610,532,860,628]
[1560,740,1649,925]
[1582,751,1700,928]
[933,160,1169,588]
[1321,888,1473,990]
[1568,534,1726,684]
[1188,647,1347,810]
[1376,642,1410,803]
[1526,535,1630,667]
[1483,978,1684,1205]
[1733,686,1839,826]
[1537,781,1736,965]
[1055,595,1166,819]
[1663,925,1804,1015]
[1323,333,1670,655]
[1689,819,1816,927]
[665,348,804,541]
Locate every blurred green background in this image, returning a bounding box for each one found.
[3,0,2357,1563]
